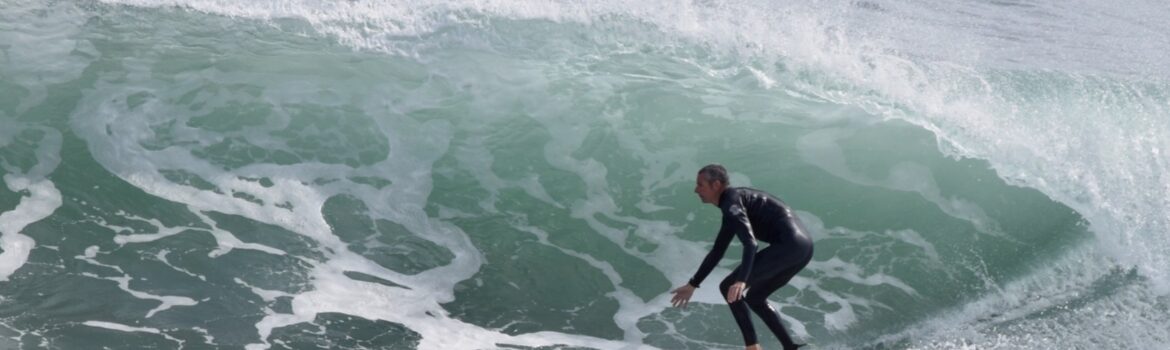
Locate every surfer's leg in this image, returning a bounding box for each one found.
[743,266,803,349]
[743,247,813,350]
[720,271,759,346]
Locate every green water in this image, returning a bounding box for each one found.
[3,0,1169,349]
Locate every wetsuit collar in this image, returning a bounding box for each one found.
[716,187,734,207]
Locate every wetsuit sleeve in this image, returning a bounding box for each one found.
[688,197,759,287]
[724,200,758,283]
[688,222,734,288]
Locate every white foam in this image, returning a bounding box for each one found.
[0,125,63,281]
[108,215,195,245]
[155,250,206,281]
[0,178,59,281]
[789,212,949,332]
[799,211,942,263]
[193,210,288,258]
[100,210,287,258]
[83,320,186,346]
[112,276,200,318]
[69,51,523,349]
[747,67,777,90]
[877,242,1170,349]
[83,321,162,334]
[233,277,289,303]
[248,264,657,350]
[775,7,1170,293]
[513,222,654,345]
[809,258,917,296]
[76,246,199,318]
[190,326,217,346]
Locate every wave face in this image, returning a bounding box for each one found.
[2,0,1168,348]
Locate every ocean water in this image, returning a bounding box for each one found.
[1,0,1168,349]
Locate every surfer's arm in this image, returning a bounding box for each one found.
[688,220,735,288]
[726,202,758,283]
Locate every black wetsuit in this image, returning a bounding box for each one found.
[688,187,814,348]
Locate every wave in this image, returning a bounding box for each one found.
[3,0,1169,349]
[94,0,1170,291]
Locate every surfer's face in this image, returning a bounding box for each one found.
[694,173,724,205]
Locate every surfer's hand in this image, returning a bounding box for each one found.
[726,281,746,303]
[670,284,696,308]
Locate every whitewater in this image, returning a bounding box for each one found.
[1,0,1168,349]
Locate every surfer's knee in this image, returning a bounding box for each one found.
[719,277,735,297]
[744,292,772,311]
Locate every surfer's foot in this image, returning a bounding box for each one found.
[783,343,806,350]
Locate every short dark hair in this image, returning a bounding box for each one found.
[698,164,729,186]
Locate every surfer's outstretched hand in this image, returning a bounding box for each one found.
[670,284,696,308]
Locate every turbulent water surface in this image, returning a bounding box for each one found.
[2,0,1169,349]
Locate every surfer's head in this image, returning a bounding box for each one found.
[695,164,728,205]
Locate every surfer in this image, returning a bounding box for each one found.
[670,164,814,350]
